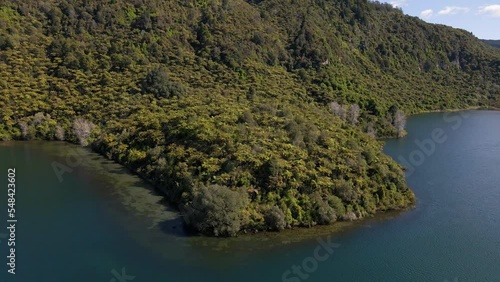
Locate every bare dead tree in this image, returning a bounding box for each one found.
[394,109,407,138]
[19,121,29,139]
[330,101,341,116]
[33,112,46,125]
[339,104,348,120]
[348,104,360,125]
[367,122,377,137]
[72,118,95,146]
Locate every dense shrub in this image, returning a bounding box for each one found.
[264,206,287,231]
[142,67,186,99]
[184,185,249,237]
[1,0,496,236]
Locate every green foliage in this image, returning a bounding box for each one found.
[482,40,500,49]
[0,0,497,236]
[142,66,186,98]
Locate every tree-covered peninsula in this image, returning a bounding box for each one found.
[0,0,499,236]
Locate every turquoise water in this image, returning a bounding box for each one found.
[0,110,499,281]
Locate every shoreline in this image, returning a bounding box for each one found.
[0,108,497,239]
[0,140,416,245]
[377,107,500,140]
[408,106,500,116]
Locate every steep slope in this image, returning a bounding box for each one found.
[0,0,498,236]
[483,40,500,49]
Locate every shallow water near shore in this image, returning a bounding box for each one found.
[0,110,499,281]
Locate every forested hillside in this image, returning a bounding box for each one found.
[0,0,499,236]
[483,40,500,49]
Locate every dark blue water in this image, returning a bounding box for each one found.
[0,111,499,282]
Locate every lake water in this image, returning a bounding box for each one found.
[0,110,499,282]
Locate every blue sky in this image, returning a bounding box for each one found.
[379,1,500,39]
